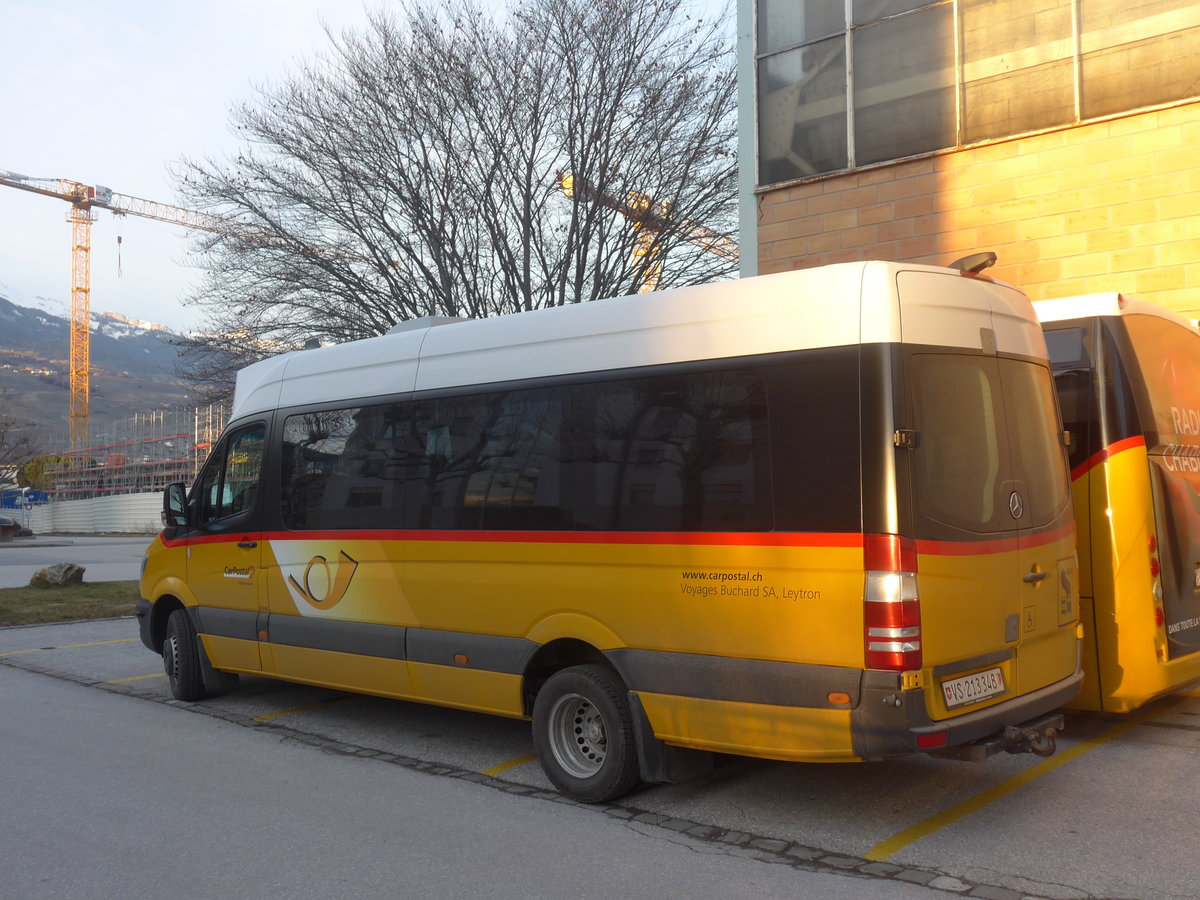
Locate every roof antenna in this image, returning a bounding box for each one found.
[948,251,997,274]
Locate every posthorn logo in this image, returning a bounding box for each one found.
[288,550,360,610]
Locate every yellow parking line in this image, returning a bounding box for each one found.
[481,754,537,777]
[0,638,138,658]
[867,695,1190,860]
[252,698,350,722]
[107,673,167,683]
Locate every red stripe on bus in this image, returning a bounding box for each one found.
[915,521,1075,557]
[1071,435,1146,481]
[166,530,866,550]
[253,529,866,548]
[165,525,1072,556]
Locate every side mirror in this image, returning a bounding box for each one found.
[162,482,188,528]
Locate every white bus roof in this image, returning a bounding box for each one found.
[232,260,1043,420]
[1034,293,1200,333]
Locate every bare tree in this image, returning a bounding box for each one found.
[176,0,736,399]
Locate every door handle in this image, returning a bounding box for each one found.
[238,541,258,549]
[1023,570,1047,584]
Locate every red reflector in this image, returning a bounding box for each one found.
[1149,534,1158,553]
[863,534,918,573]
[917,731,949,749]
[1150,558,1161,578]
[1155,607,1165,627]
[867,597,920,630]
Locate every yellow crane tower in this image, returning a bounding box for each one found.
[555,171,739,293]
[0,170,228,449]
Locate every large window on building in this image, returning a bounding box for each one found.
[757,0,1200,186]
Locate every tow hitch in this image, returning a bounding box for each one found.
[934,713,1064,762]
[1002,714,1062,757]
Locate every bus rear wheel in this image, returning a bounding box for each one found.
[163,609,205,701]
[532,664,640,803]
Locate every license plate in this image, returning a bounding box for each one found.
[941,667,1006,709]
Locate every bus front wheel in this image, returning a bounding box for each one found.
[163,609,205,701]
[532,664,640,803]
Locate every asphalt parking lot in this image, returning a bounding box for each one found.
[3,608,1198,900]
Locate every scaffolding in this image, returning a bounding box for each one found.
[42,405,228,501]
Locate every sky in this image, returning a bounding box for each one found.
[0,1,416,333]
[1,0,732,336]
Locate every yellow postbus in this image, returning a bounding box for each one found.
[138,261,1082,802]
[1037,294,1200,712]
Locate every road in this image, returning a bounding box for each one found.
[3,642,955,900]
[0,534,151,588]
[2,616,1198,899]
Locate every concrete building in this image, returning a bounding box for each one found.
[738,0,1200,319]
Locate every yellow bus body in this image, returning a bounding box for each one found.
[140,262,1083,800]
[1039,296,1200,712]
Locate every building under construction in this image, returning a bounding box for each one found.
[42,405,226,501]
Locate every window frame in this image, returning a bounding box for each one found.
[755,0,1200,187]
[191,420,267,528]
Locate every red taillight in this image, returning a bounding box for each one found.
[917,730,948,749]
[864,533,919,573]
[864,534,922,671]
[1155,607,1166,628]
[1150,558,1161,578]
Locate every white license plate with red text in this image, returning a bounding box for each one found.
[941,667,1005,709]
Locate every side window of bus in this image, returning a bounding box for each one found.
[194,422,266,526]
[416,388,565,530]
[1044,325,1095,472]
[566,370,771,531]
[275,369,770,533]
[281,405,416,530]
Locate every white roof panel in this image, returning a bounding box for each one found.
[229,261,1034,419]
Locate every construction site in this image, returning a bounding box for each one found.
[37,405,227,503]
[0,170,236,522]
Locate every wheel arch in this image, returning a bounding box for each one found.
[147,594,186,653]
[521,638,614,717]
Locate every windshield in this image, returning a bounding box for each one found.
[1122,314,1200,450]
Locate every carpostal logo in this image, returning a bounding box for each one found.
[288,550,360,610]
[224,565,256,580]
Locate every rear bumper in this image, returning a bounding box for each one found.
[851,667,1084,759]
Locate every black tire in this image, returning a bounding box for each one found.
[163,608,205,701]
[531,664,640,803]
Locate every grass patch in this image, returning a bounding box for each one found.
[0,580,139,626]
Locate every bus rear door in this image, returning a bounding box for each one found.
[907,351,1076,720]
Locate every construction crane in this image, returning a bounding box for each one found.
[555,171,739,293]
[0,170,231,449]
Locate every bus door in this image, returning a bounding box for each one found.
[908,353,1075,712]
[184,420,269,672]
[998,358,1078,689]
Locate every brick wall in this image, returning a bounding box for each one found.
[758,100,1200,319]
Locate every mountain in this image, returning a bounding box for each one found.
[0,285,195,445]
